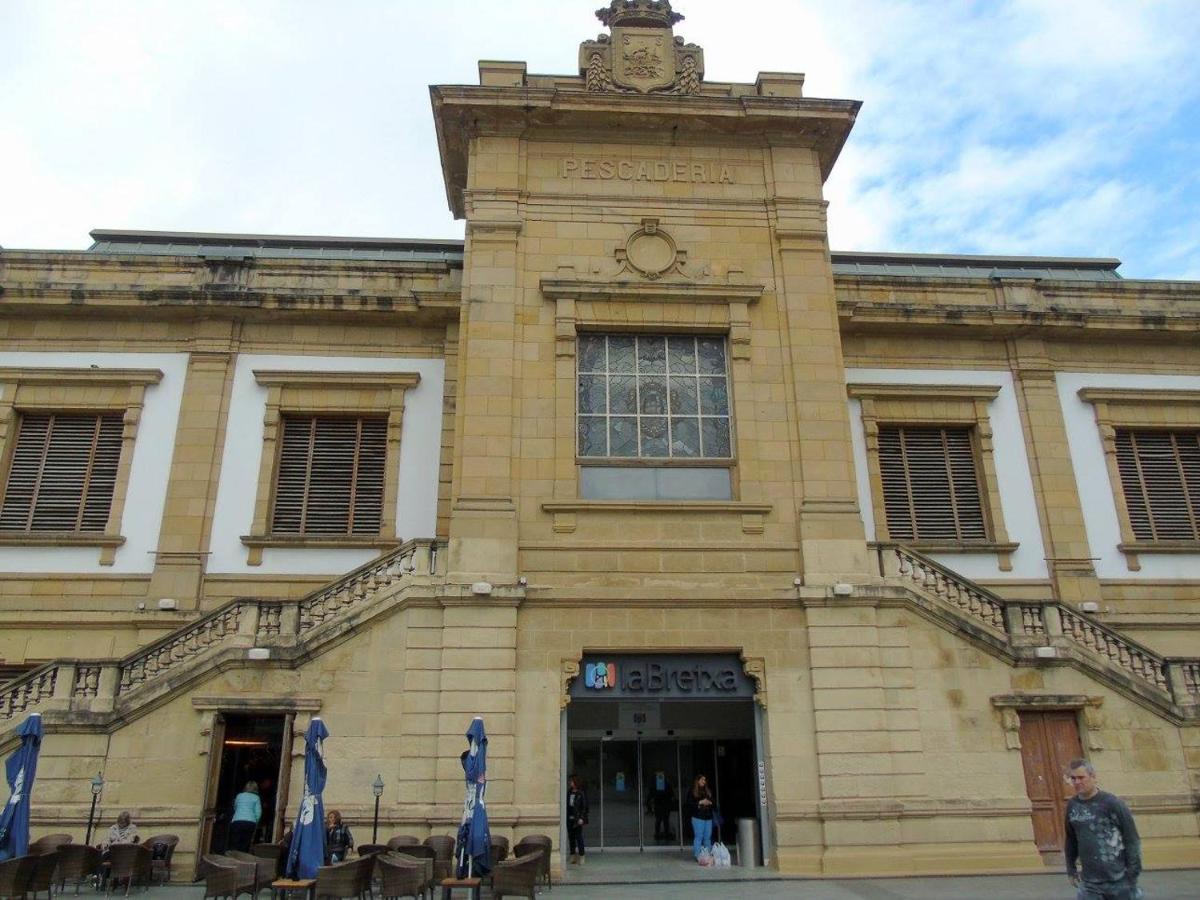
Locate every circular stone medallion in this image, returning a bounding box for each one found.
[626,230,676,277]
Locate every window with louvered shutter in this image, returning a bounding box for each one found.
[271,415,387,536]
[0,412,124,533]
[1114,429,1200,541]
[878,425,988,541]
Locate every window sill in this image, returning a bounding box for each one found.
[1118,541,1200,572]
[541,500,772,535]
[241,534,399,566]
[901,540,1019,571]
[0,531,125,565]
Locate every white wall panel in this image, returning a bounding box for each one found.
[846,368,1048,580]
[0,352,188,574]
[1057,372,1200,579]
[208,354,445,575]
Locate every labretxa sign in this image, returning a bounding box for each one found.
[575,654,754,699]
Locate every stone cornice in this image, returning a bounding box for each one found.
[431,84,859,218]
[540,277,763,304]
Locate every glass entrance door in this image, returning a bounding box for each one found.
[601,741,641,847]
[640,741,679,846]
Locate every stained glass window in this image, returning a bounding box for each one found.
[577,334,732,459]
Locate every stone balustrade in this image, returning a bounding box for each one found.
[0,540,439,724]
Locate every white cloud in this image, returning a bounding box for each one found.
[1,0,1197,279]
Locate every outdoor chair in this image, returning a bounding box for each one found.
[201,855,260,899]
[312,857,372,900]
[201,859,256,900]
[374,854,426,900]
[0,854,38,900]
[486,836,509,871]
[490,851,541,900]
[140,834,179,885]
[512,836,552,891]
[28,834,72,853]
[419,837,454,883]
[382,853,431,898]
[26,850,59,900]
[106,843,152,896]
[384,837,419,850]
[226,851,275,893]
[56,844,102,894]
[250,843,285,879]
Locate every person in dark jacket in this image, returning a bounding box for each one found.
[1065,759,1142,900]
[686,774,715,861]
[565,774,589,865]
[324,810,354,864]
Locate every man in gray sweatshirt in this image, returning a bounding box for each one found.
[1064,758,1142,900]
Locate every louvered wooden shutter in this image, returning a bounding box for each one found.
[1115,429,1200,541]
[0,412,123,533]
[271,415,387,535]
[878,425,987,541]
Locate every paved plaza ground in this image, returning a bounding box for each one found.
[128,859,1196,900]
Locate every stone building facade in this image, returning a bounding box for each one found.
[0,0,1197,878]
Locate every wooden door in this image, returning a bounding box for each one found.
[196,713,226,874]
[1017,710,1083,851]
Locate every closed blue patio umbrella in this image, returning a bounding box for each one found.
[286,717,328,879]
[455,717,490,878]
[0,713,43,861]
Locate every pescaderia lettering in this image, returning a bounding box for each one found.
[560,158,735,183]
[621,661,738,693]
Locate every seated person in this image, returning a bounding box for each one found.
[101,811,139,850]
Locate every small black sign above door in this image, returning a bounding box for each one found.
[571,653,755,700]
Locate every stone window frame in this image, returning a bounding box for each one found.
[538,278,772,534]
[0,367,164,565]
[848,382,1018,570]
[241,370,420,565]
[1077,387,1200,571]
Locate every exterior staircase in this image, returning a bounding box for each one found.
[2,539,1197,746]
[0,539,445,741]
[874,543,1200,723]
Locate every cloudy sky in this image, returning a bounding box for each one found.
[2,1,1198,279]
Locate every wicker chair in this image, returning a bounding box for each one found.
[375,854,426,900]
[384,837,419,850]
[383,853,431,898]
[26,850,59,900]
[512,836,552,891]
[28,834,72,853]
[419,837,454,884]
[201,855,260,898]
[56,844,102,894]
[313,857,373,900]
[202,860,256,900]
[250,843,286,879]
[106,843,152,896]
[487,835,509,871]
[0,855,39,900]
[226,851,275,893]
[140,834,179,885]
[491,851,541,900]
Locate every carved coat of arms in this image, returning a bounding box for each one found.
[614,29,673,92]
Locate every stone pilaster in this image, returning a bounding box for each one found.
[767,144,870,584]
[146,322,239,609]
[1007,338,1101,604]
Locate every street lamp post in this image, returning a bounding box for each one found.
[85,773,104,846]
[371,775,384,844]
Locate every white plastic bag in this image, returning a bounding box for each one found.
[697,850,714,867]
[711,842,732,867]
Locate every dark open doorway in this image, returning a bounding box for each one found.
[206,714,288,853]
